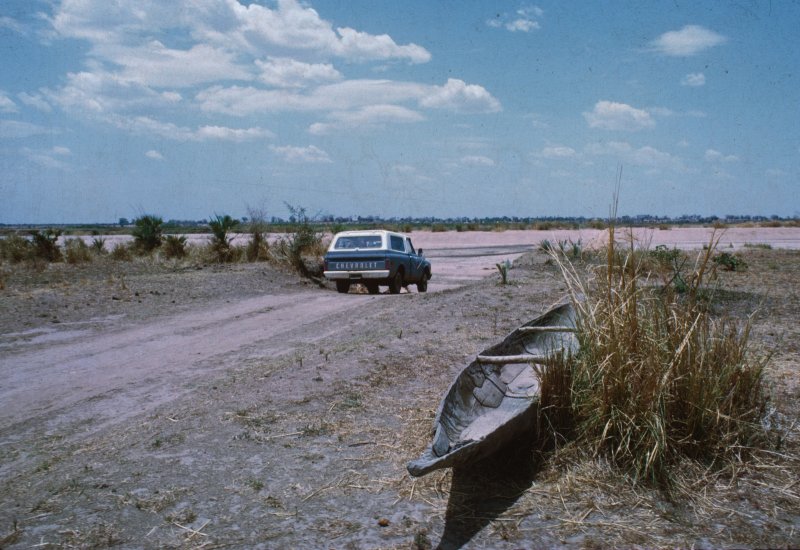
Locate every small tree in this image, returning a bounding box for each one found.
[132,215,163,253]
[276,204,324,276]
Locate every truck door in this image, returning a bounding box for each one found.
[405,237,424,281]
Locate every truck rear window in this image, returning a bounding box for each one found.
[334,236,382,249]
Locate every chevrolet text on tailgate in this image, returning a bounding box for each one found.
[323,230,432,294]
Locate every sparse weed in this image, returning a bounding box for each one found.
[743,242,772,250]
[248,478,265,492]
[90,237,107,254]
[648,245,688,292]
[110,243,132,261]
[538,239,552,253]
[339,391,363,410]
[496,259,511,284]
[301,421,331,437]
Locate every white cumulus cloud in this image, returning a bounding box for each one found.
[197,78,500,117]
[650,25,726,56]
[487,6,543,32]
[17,92,52,112]
[583,101,655,131]
[539,145,577,158]
[270,144,332,164]
[704,149,739,163]
[585,141,684,171]
[681,73,706,87]
[460,155,495,167]
[0,120,54,138]
[0,91,18,113]
[309,104,423,135]
[256,57,341,88]
[108,114,272,142]
[419,79,501,113]
[145,149,164,160]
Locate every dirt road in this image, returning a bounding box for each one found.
[0,238,543,433]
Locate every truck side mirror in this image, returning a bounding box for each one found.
[418,248,424,256]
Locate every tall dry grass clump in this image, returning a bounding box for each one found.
[246,206,270,262]
[64,238,92,264]
[540,222,771,486]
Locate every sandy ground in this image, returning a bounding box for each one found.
[1,229,799,548]
[66,225,800,251]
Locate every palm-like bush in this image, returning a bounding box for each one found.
[208,214,239,262]
[132,215,163,253]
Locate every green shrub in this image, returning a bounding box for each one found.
[132,215,163,253]
[538,239,552,253]
[30,229,62,262]
[64,238,92,264]
[163,235,188,259]
[713,251,747,271]
[541,228,770,487]
[589,220,607,229]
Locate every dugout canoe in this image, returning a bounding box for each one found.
[407,302,578,477]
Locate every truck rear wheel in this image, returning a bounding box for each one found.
[336,280,351,294]
[417,274,428,293]
[388,271,403,294]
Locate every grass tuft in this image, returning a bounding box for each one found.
[64,238,92,264]
[163,235,188,259]
[539,201,772,487]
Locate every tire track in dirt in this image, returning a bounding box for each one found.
[0,292,374,432]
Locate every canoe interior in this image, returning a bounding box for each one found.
[407,302,577,477]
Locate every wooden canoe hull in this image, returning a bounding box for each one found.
[407,302,577,477]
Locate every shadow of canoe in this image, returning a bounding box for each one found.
[436,426,543,549]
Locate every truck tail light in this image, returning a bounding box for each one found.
[324,259,329,271]
[385,259,391,270]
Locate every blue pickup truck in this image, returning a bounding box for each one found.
[323,230,432,294]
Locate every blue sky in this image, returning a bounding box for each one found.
[1,0,798,223]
